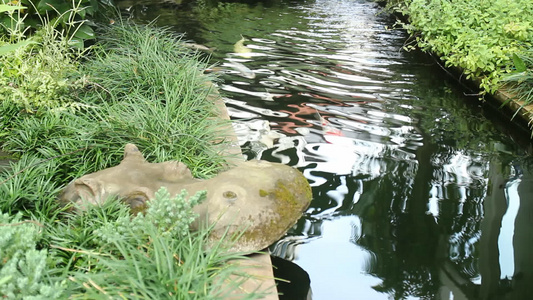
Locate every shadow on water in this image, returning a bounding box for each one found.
[116,0,533,299]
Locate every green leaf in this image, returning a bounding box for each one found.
[0,39,36,56]
[0,4,26,13]
[36,0,70,14]
[512,53,527,72]
[99,0,114,6]
[0,275,13,286]
[73,24,95,40]
[68,38,84,49]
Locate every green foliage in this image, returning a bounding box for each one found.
[67,213,259,299]
[75,23,231,178]
[43,188,259,299]
[95,188,206,244]
[0,22,86,113]
[142,188,206,237]
[1,190,262,299]
[194,0,248,19]
[2,23,232,184]
[0,0,112,47]
[0,21,259,299]
[502,48,533,121]
[0,3,34,54]
[0,154,64,219]
[0,4,25,13]
[0,212,66,299]
[393,0,533,95]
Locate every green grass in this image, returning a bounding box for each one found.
[3,23,232,182]
[0,22,264,299]
[502,48,533,123]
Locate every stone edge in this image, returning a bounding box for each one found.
[207,82,280,300]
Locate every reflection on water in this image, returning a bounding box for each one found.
[118,0,533,299]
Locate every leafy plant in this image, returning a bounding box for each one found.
[0,22,86,113]
[0,212,66,299]
[502,48,533,123]
[95,187,206,244]
[0,21,257,299]
[0,3,36,54]
[63,192,261,299]
[392,0,533,95]
[0,0,113,47]
[2,23,232,182]
[1,187,263,299]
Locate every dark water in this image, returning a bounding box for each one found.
[117,0,533,299]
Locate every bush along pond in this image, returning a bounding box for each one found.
[386,0,533,132]
[115,0,533,299]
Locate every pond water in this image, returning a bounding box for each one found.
[116,0,533,299]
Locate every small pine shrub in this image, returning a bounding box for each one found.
[94,187,206,245]
[0,212,65,299]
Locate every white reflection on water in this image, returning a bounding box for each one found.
[289,216,384,300]
[499,176,521,279]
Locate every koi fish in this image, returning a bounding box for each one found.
[319,114,343,137]
[227,61,255,79]
[205,61,255,79]
[182,42,215,53]
[234,35,252,58]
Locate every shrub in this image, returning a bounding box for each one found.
[0,22,86,113]
[0,212,65,299]
[0,0,113,48]
[393,0,533,95]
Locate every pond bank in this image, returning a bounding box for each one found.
[380,0,533,137]
[431,56,533,136]
[0,22,277,299]
[208,82,279,299]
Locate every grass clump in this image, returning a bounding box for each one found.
[3,23,231,184]
[1,189,258,299]
[80,23,229,175]
[76,188,256,299]
[502,48,533,125]
[0,21,262,299]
